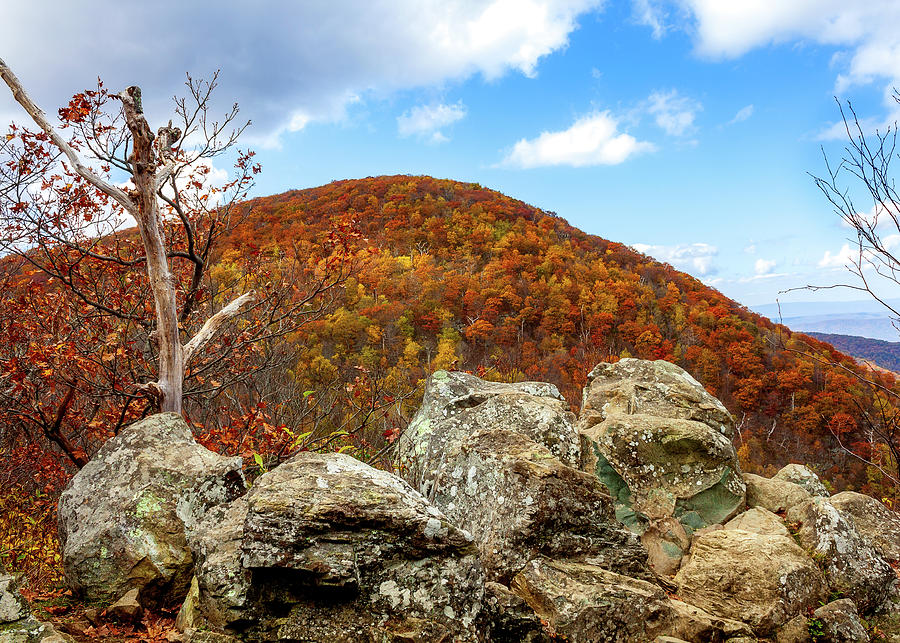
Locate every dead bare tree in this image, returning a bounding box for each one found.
[0,59,258,414]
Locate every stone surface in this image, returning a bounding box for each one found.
[743,473,811,513]
[582,412,745,532]
[107,588,143,623]
[428,428,650,583]
[579,358,734,438]
[665,599,755,642]
[776,615,811,643]
[787,496,895,613]
[674,529,827,635]
[481,581,549,643]
[640,517,690,577]
[0,577,29,624]
[724,507,790,537]
[175,577,200,632]
[773,464,830,497]
[398,371,578,498]
[811,599,870,642]
[191,452,485,642]
[829,490,900,562]
[511,557,673,642]
[57,413,245,606]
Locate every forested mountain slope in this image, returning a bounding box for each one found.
[230,175,896,492]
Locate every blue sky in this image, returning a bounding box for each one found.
[4,1,900,307]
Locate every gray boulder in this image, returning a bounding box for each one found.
[787,496,896,612]
[776,599,870,643]
[57,413,244,606]
[579,358,734,438]
[773,464,830,497]
[429,428,650,583]
[743,473,811,513]
[674,529,827,635]
[398,371,579,496]
[190,452,485,642]
[829,491,900,562]
[578,360,745,576]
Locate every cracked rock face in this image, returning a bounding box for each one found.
[189,452,485,642]
[828,490,900,564]
[674,529,827,636]
[397,371,579,496]
[57,413,245,606]
[786,496,896,613]
[577,360,745,577]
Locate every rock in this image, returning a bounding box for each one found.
[191,452,485,642]
[665,599,755,641]
[776,615,811,643]
[428,428,650,583]
[107,588,143,623]
[0,576,75,642]
[724,507,790,537]
[743,473,811,513]
[481,582,549,643]
[786,497,896,613]
[829,491,900,562]
[175,577,200,632]
[511,557,674,642]
[773,464,830,497]
[811,599,870,642]
[399,372,579,497]
[641,517,690,576]
[582,412,745,533]
[57,413,245,606]
[579,359,734,438]
[0,576,29,624]
[674,529,827,635]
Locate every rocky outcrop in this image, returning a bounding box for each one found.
[777,599,870,642]
[398,370,650,585]
[190,452,484,642]
[57,413,244,606]
[578,360,745,575]
[829,490,900,562]
[398,371,580,496]
[674,529,827,635]
[786,496,896,612]
[743,473,811,513]
[0,575,74,642]
[773,464,830,497]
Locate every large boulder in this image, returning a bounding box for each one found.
[773,464,830,497]
[398,371,579,496]
[57,413,245,606]
[510,557,674,642]
[579,359,734,437]
[777,599,870,643]
[674,529,827,635]
[724,507,790,537]
[829,491,900,563]
[428,428,650,583]
[786,496,896,612]
[578,360,745,576]
[743,473,811,513]
[190,452,485,642]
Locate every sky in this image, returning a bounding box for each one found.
[3,1,900,308]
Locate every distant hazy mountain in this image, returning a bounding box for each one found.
[805,332,900,372]
[752,300,900,341]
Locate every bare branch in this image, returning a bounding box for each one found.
[183,290,256,364]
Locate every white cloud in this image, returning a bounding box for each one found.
[0,0,603,147]
[632,0,667,39]
[398,102,467,143]
[631,242,719,276]
[729,104,754,124]
[744,243,757,254]
[819,243,857,268]
[645,90,702,136]
[754,258,776,275]
[501,112,655,168]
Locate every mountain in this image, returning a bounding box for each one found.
[753,301,900,341]
[805,332,900,373]
[224,175,896,492]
